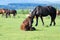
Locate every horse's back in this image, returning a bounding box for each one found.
[10,10,17,14]
[47,6,56,13]
[36,6,56,16]
[35,6,49,16]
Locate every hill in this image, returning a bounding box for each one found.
[0,3,60,10]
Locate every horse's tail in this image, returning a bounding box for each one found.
[14,10,17,15]
[15,10,17,14]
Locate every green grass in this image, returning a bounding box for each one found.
[0,14,60,40]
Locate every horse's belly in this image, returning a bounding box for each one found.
[0,13,2,14]
[42,14,48,17]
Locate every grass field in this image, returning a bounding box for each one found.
[0,13,60,40]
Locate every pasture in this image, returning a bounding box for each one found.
[0,10,60,40]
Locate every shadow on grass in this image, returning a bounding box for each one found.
[45,25,50,27]
[0,25,2,27]
[24,29,43,31]
[35,29,43,31]
[0,34,3,36]
[20,25,56,31]
[44,25,60,27]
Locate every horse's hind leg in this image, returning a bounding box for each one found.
[6,13,8,18]
[53,15,56,26]
[50,17,53,26]
[13,13,16,18]
[2,13,4,17]
[40,16,44,26]
[50,15,56,26]
[6,13,9,18]
[9,13,11,18]
[35,16,38,26]
[53,20,56,26]
[50,17,55,26]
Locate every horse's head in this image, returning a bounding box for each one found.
[0,9,5,13]
[3,9,9,13]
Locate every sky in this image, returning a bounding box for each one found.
[0,0,60,5]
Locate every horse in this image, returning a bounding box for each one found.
[29,6,56,27]
[3,9,10,18]
[56,10,60,15]
[9,10,17,18]
[0,9,6,16]
[4,9,17,18]
[20,14,36,31]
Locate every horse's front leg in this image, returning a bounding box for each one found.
[40,16,44,26]
[9,13,11,18]
[6,13,8,18]
[50,16,56,26]
[13,13,16,18]
[29,18,33,27]
[2,13,4,17]
[50,16,53,26]
[35,16,38,26]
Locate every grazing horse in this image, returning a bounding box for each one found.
[9,10,17,17]
[20,14,36,31]
[3,9,10,18]
[4,9,17,18]
[0,9,5,16]
[29,6,56,27]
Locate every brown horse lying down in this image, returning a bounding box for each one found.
[20,15,36,31]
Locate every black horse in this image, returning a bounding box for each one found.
[29,6,56,27]
[4,9,17,18]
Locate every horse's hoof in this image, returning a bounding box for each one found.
[53,23,56,26]
[50,24,52,26]
[45,25,49,27]
[35,25,37,26]
[53,24,55,26]
[35,24,38,26]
